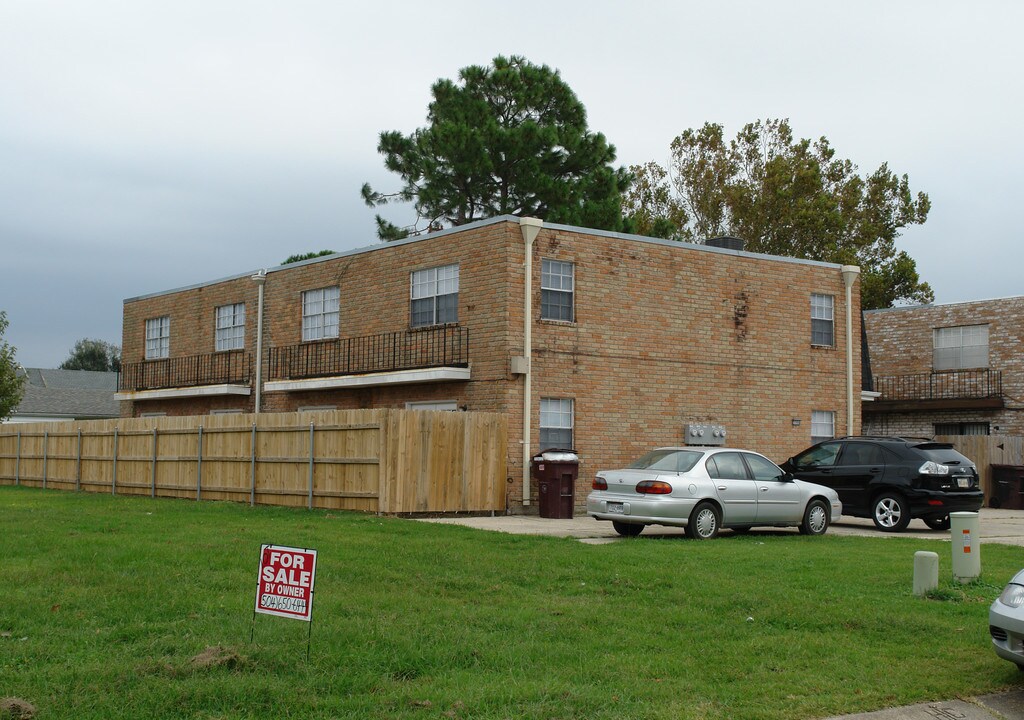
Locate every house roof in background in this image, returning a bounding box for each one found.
[13,368,119,419]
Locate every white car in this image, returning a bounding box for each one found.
[990,569,1024,671]
[587,447,842,539]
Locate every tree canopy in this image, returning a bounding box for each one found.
[283,250,336,265]
[59,338,121,373]
[0,311,25,420]
[362,55,630,240]
[624,119,933,309]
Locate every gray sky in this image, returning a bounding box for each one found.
[2,0,1021,368]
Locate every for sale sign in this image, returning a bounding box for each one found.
[255,544,317,621]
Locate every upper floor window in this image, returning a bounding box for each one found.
[411,264,458,328]
[933,324,988,370]
[539,398,574,449]
[302,286,340,341]
[811,410,835,444]
[215,303,245,351]
[541,259,574,322]
[811,294,834,346]
[145,316,170,359]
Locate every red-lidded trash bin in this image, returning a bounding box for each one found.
[990,464,1024,510]
[532,449,579,519]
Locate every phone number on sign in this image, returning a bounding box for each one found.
[260,594,308,613]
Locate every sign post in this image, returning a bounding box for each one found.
[252,544,318,659]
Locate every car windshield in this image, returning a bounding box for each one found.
[627,449,703,472]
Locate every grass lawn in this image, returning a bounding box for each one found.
[1,485,1022,719]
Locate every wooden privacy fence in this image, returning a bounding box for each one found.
[0,409,508,514]
[936,434,1024,499]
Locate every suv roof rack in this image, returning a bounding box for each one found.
[835,435,936,443]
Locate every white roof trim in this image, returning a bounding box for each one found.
[114,384,252,401]
[265,367,470,393]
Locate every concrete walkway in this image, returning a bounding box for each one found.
[421,508,1024,546]
[821,690,1024,719]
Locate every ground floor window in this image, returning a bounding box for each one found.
[934,422,990,436]
[540,398,574,449]
[811,410,835,444]
[406,400,459,411]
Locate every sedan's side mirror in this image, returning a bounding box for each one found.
[779,471,795,483]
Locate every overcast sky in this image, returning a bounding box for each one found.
[2,0,1021,368]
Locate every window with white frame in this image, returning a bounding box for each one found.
[410,264,459,328]
[145,316,170,359]
[406,400,459,411]
[302,286,340,341]
[215,303,245,351]
[933,325,989,370]
[541,259,574,322]
[811,294,834,346]
[540,398,574,449]
[811,410,835,444]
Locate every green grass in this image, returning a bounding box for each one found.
[1,485,1022,719]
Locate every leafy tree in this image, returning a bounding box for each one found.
[59,338,121,372]
[0,311,25,420]
[283,250,336,264]
[624,119,933,309]
[363,55,630,240]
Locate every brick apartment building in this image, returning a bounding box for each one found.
[863,296,1024,437]
[117,216,862,510]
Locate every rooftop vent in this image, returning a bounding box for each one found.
[705,236,745,251]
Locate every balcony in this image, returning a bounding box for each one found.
[264,326,470,392]
[115,352,253,401]
[865,369,1004,413]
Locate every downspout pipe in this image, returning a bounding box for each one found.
[519,217,543,506]
[251,269,267,414]
[841,265,860,436]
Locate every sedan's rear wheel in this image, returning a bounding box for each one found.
[687,502,721,540]
[872,492,910,532]
[612,520,644,538]
[799,499,830,536]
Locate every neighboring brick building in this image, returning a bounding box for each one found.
[117,216,862,510]
[863,297,1024,437]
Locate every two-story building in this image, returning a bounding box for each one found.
[863,296,1024,437]
[116,216,862,510]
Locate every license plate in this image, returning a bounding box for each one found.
[607,502,624,514]
[957,477,970,489]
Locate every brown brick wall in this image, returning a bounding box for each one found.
[122,218,859,510]
[864,297,1024,436]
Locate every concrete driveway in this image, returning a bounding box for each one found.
[421,508,1024,546]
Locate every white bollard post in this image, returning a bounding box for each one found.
[914,551,939,596]
[950,511,981,583]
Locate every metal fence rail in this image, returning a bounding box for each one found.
[119,352,252,392]
[268,326,469,381]
[873,369,1003,402]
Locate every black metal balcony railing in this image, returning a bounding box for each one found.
[119,352,253,392]
[268,326,469,381]
[872,369,1003,402]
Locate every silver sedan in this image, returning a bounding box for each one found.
[990,569,1024,671]
[586,447,842,539]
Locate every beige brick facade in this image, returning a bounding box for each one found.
[863,297,1024,437]
[121,217,861,511]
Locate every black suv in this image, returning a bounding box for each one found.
[781,437,983,532]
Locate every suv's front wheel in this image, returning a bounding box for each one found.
[872,492,910,532]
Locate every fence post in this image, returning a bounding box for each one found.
[112,427,119,495]
[308,421,315,509]
[249,423,257,507]
[42,431,48,489]
[197,425,204,502]
[151,427,158,498]
[76,428,82,492]
[14,430,20,486]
